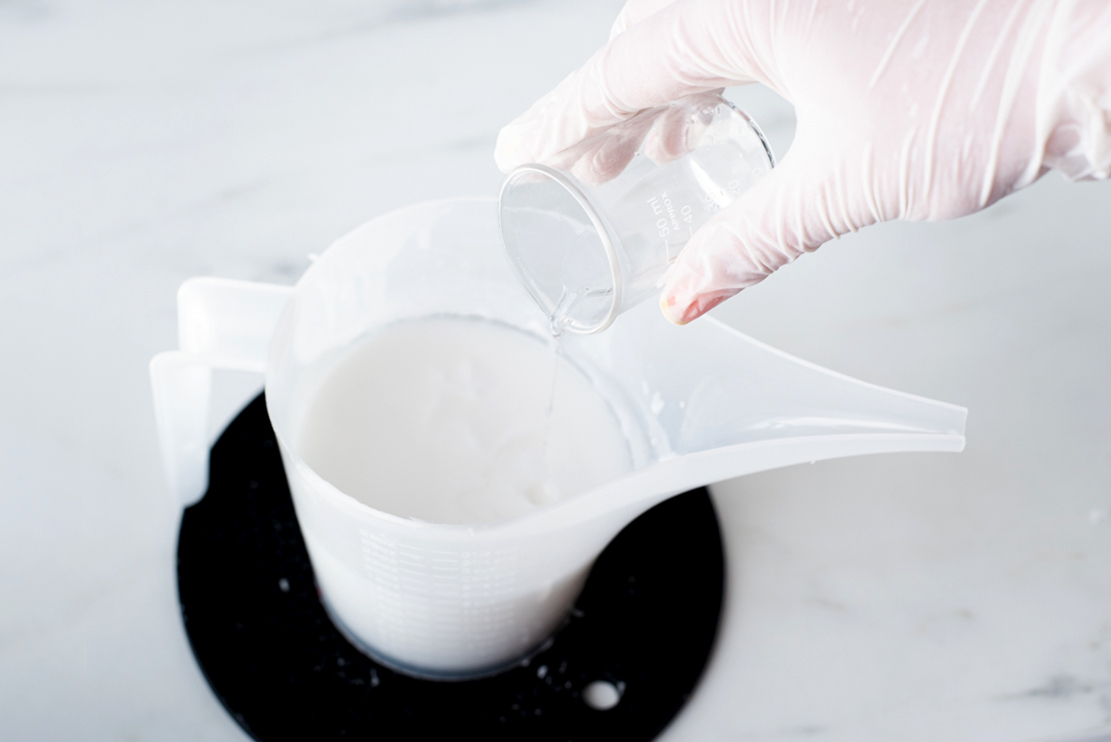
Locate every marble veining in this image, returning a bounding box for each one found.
[2,1,1111,740]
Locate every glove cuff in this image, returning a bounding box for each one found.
[1036,0,1111,181]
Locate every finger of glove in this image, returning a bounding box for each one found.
[557,89,722,186]
[641,90,728,165]
[660,150,876,324]
[495,0,763,173]
[609,0,680,40]
[565,107,658,185]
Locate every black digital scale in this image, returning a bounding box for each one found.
[176,393,726,741]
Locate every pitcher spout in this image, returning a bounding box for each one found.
[543,310,967,526]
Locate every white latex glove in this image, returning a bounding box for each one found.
[495,0,1111,324]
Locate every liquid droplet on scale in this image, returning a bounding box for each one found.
[583,680,623,710]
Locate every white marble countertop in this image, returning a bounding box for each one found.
[2,1,1111,740]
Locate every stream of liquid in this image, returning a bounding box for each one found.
[537,321,564,481]
[296,317,630,525]
[537,286,584,477]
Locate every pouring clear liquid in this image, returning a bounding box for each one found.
[246,197,965,678]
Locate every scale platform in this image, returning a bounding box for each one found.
[176,393,725,741]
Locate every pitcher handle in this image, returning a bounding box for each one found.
[149,278,294,508]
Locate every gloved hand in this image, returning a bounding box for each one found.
[495,0,1111,324]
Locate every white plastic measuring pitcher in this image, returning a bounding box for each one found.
[150,197,966,680]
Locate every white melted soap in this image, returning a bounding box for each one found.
[296,318,631,525]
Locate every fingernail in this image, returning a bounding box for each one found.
[660,289,738,325]
[659,260,692,324]
[659,294,689,325]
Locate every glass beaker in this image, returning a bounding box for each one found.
[499,92,775,335]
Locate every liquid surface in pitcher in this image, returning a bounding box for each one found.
[296,317,632,524]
